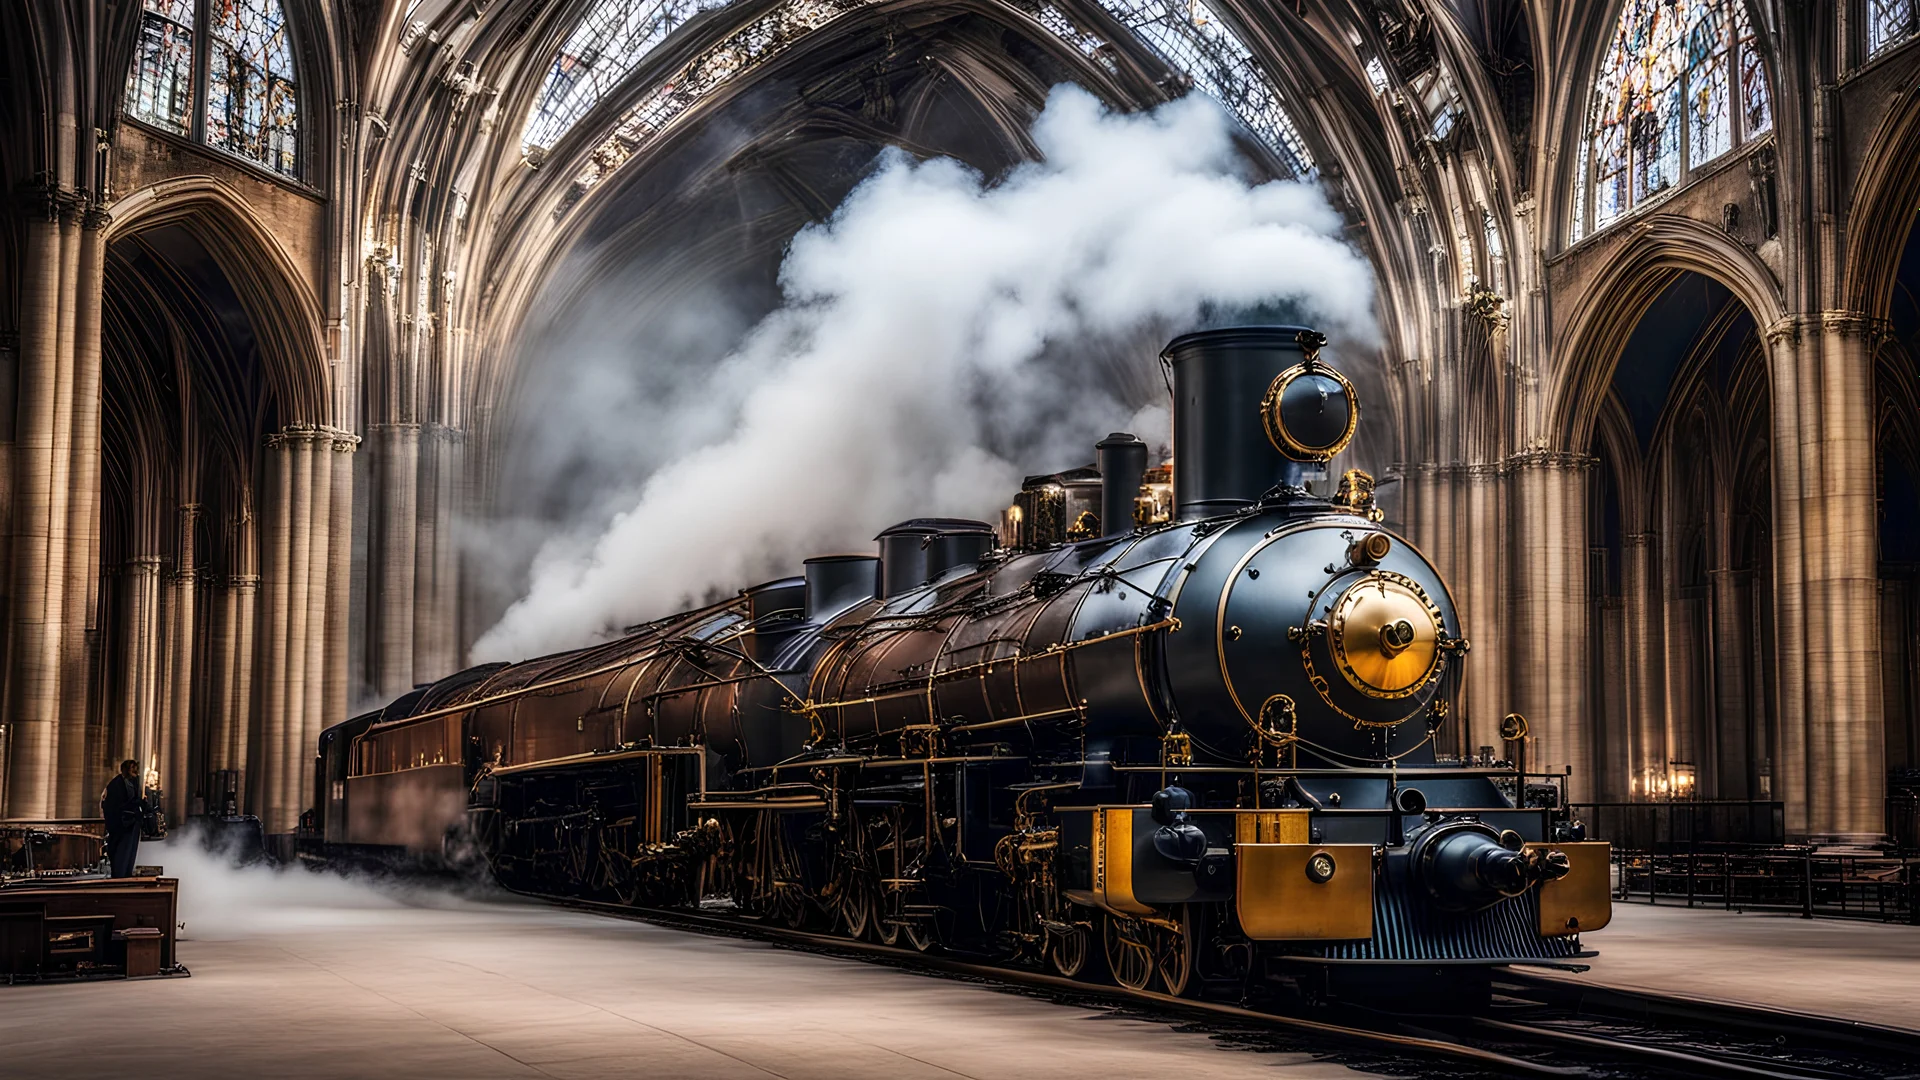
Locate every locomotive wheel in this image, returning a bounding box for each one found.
[1102,914,1155,992]
[902,916,934,952]
[1154,905,1197,998]
[1048,921,1092,979]
[838,871,876,941]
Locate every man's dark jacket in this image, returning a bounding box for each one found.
[102,775,144,836]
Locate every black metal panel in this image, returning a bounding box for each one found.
[1314,855,1584,962]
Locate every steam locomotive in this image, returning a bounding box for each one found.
[302,325,1609,1002]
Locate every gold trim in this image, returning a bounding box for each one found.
[1100,807,1156,915]
[1236,843,1374,940]
[1528,841,1611,936]
[1259,362,1359,462]
[1326,571,1445,700]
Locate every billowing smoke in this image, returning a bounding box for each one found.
[474,85,1377,662]
[141,829,488,941]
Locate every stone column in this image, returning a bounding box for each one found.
[413,424,461,685]
[205,575,239,774]
[1763,319,1811,835]
[279,433,317,829]
[1763,313,1887,841]
[227,576,258,797]
[112,558,164,782]
[325,434,358,734]
[298,437,333,818]
[5,195,70,818]
[1504,453,1595,803]
[1811,313,1886,840]
[1462,465,1504,757]
[1622,532,1661,797]
[1709,568,1753,799]
[253,433,297,830]
[43,202,80,815]
[372,422,420,698]
[162,504,200,821]
[57,206,109,816]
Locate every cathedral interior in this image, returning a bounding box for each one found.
[7,0,1910,841]
[5,0,1920,1072]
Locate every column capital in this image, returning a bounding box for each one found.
[82,205,113,231]
[268,423,359,448]
[120,556,164,574]
[1820,310,1894,344]
[227,574,261,591]
[1624,531,1656,548]
[1500,449,1597,474]
[1762,314,1814,346]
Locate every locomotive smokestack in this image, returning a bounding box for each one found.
[1161,326,1355,519]
[875,519,995,598]
[1096,433,1148,537]
[803,555,879,620]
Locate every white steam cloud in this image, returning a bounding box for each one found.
[474,85,1376,661]
[142,831,490,941]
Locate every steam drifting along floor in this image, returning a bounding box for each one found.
[0,860,1375,1080]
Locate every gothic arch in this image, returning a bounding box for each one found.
[1844,79,1920,320]
[1548,213,1784,449]
[105,177,332,425]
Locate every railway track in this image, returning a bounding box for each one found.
[513,889,1920,1079]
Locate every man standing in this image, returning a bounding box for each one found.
[101,760,146,878]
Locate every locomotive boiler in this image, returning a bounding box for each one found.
[303,325,1610,1002]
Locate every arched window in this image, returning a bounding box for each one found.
[529,0,1311,175]
[1571,0,1769,241]
[1088,0,1314,176]
[1870,0,1918,56]
[125,0,301,179]
[522,0,729,156]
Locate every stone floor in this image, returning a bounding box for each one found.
[6,843,1918,1079]
[0,842,1380,1080]
[1561,899,1920,1031]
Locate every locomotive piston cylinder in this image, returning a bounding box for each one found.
[1413,819,1572,913]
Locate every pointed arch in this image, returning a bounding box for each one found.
[1844,80,1920,320]
[1548,213,1784,449]
[105,176,331,425]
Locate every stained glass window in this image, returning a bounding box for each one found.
[522,0,732,154]
[206,0,299,176]
[122,0,300,179]
[1870,0,1918,55]
[1577,0,1770,238]
[126,0,197,134]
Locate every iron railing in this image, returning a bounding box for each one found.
[1611,848,1920,924]
[1568,800,1785,850]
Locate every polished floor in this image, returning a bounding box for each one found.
[1562,898,1920,1031]
[4,845,1917,1079]
[1,843,1380,1080]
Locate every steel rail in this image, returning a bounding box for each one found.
[1464,1016,1848,1080]
[1490,969,1920,1068]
